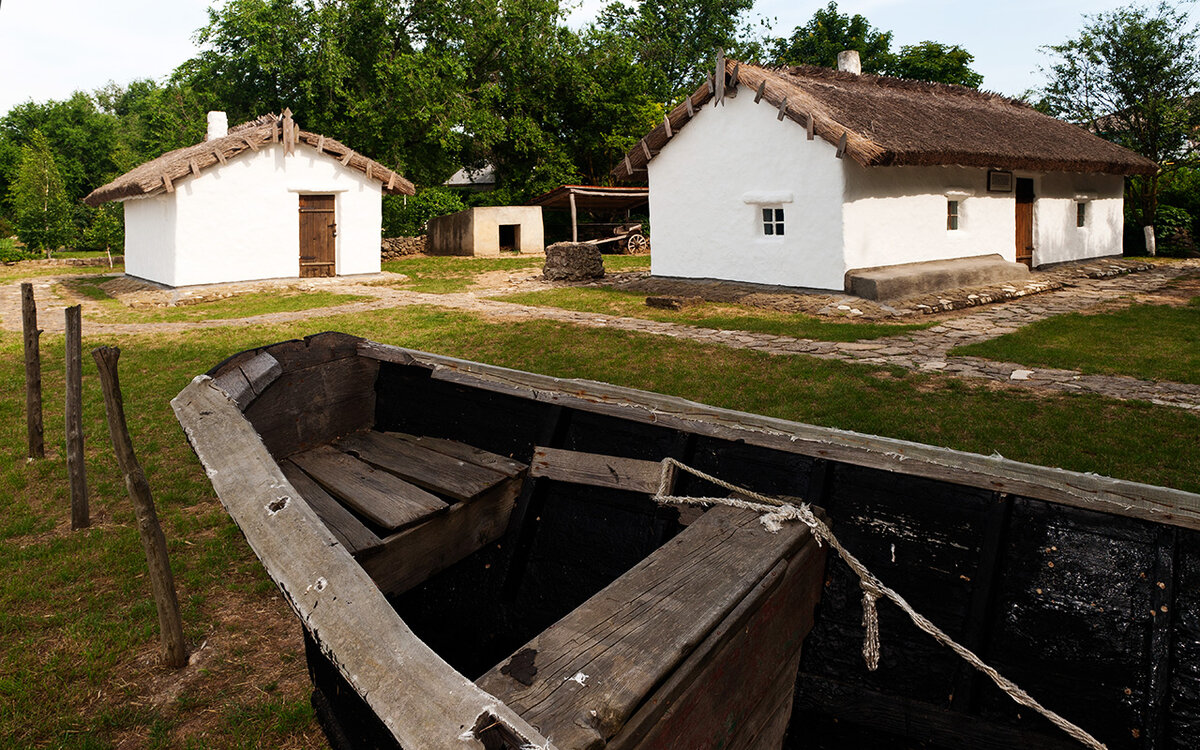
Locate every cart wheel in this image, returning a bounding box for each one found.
[626,233,649,253]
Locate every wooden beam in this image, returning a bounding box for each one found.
[336,430,507,503]
[640,139,652,161]
[383,431,527,479]
[65,306,87,529]
[624,154,633,175]
[807,112,815,140]
[21,283,42,459]
[387,173,395,191]
[754,80,766,103]
[530,446,664,494]
[316,134,325,153]
[341,149,353,166]
[171,376,554,750]
[777,97,788,121]
[663,114,673,138]
[189,159,200,177]
[365,162,373,181]
[280,461,382,556]
[730,62,740,88]
[162,173,173,193]
[685,96,694,117]
[289,445,446,531]
[244,135,258,152]
[214,149,227,165]
[714,49,725,105]
[94,346,187,668]
[569,190,578,242]
[836,130,848,158]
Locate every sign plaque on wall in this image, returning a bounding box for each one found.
[988,170,1014,193]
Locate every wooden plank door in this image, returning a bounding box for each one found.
[1015,178,1034,268]
[299,194,336,278]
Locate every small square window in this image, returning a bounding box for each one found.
[947,200,960,231]
[1076,202,1087,228]
[762,207,785,236]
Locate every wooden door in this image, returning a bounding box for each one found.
[299,195,336,278]
[1015,178,1034,268]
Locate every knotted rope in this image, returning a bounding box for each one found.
[653,458,1107,750]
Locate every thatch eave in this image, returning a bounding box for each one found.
[611,60,1158,181]
[84,114,415,207]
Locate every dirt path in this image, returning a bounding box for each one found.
[3,260,1198,410]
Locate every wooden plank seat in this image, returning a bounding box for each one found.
[477,503,826,750]
[284,430,529,596]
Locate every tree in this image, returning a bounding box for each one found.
[9,130,73,255]
[769,2,893,73]
[888,42,983,88]
[1038,1,1200,227]
[767,2,983,88]
[82,202,123,265]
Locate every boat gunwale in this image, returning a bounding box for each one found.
[354,338,1200,532]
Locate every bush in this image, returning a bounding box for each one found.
[382,188,467,237]
[0,237,37,262]
[1155,205,1197,257]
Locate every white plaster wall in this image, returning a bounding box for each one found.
[123,195,176,285]
[648,91,846,290]
[1033,173,1124,266]
[842,164,1016,272]
[160,143,381,287]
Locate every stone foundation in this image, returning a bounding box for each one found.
[381,236,425,259]
[544,242,603,281]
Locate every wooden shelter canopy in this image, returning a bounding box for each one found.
[528,185,649,211]
[85,110,415,206]
[612,59,1159,181]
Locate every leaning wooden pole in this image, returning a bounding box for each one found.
[65,305,88,529]
[93,345,188,668]
[21,283,43,459]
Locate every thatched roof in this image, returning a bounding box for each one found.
[613,60,1158,181]
[85,110,415,206]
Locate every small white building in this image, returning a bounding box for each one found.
[85,110,414,288]
[615,58,1157,296]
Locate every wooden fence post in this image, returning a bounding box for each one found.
[21,283,43,459]
[65,305,88,529]
[92,345,188,668]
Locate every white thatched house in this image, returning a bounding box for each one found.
[614,56,1157,297]
[85,110,414,288]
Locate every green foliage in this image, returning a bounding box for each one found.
[9,130,73,254]
[0,236,36,262]
[888,42,984,88]
[767,3,983,88]
[595,0,760,104]
[1038,1,1200,226]
[382,188,466,237]
[768,2,894,73]
[81,202,123,252]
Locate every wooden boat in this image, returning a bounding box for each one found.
[173,332,1200,750]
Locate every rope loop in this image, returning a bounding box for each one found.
[651,458,1107,750]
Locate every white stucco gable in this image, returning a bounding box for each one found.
[648,91,846,290]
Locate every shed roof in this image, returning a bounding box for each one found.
[527,185,649,211]
[613,60,1158,181]
[85,110,415,206]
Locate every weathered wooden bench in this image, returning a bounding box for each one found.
[284,429,527,596]
[478,446,828,750]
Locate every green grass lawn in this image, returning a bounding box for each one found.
[951,300,1200,384]
[382,253,649,293]
[0,264,123,284]
[495,286,935,342]
[62,276,367,323]
[2,294,1198,747]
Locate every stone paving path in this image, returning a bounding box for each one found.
[2,259,1198,410]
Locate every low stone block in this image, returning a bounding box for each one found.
[544,242,604,281]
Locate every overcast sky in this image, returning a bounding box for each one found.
[1,1,1196,115]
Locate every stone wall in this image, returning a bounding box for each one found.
[543,242,603,281]
[381,236,426,259]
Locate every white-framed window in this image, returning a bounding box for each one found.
[762,207,785,236]
[1076,202,1087,228]
[947,199,961,231]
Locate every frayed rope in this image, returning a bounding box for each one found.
[651,457,1107,750]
